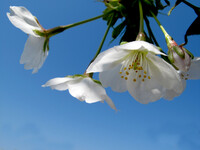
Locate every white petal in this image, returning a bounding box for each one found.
[42,77,74,91]
[44,76,116,110]
[186,57,200,79]
[86,47,129,73]
[127,72,164,104]
[147,54,184,95]
[7,6,41,36]
[103,95,117,110]
[20,35,48,73]
[117,41,165,55]
[99,64,127,92]
[68,77,117,110]
[68,77,108,103]
[126,57,164,103]
[163,79,186,100]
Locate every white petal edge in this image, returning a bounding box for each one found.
[42,77,76,91]
[117,41,165,55]
[87,47,129,73]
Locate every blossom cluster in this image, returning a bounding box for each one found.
[7,0,200,110]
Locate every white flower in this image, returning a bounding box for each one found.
[7,6,48,73]
[87,41,184,104]
[42,75,116,110]
[164,57,200,99]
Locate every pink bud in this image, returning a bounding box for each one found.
[168,40,191,72]
[172,47,191,72]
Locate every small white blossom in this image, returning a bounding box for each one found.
[42,75,116,110]
[7,6,48,73]
[87,41,184,104]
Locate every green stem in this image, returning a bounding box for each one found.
[47,14,105,37]
[86,17,113,78]
[138,0,144,33]
[93,22,111,60]
[151,12,172,45]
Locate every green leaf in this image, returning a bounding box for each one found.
[112,20,126,39]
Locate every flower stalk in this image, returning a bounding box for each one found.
[86,15,113,78]
[138,0,144,33]
[35,14,105,38]
[136,0,146,41]
[93,19,112,60]
[151,12,172,47]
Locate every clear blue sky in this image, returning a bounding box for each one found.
[1,0,200,150]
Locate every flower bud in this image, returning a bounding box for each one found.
[167,40,192,72]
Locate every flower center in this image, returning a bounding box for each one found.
[119,51,151,82]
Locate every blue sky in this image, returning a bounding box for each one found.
[1,0,200,150]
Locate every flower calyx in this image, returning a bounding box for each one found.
[136,32,146,41]
[68,74,102,85]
